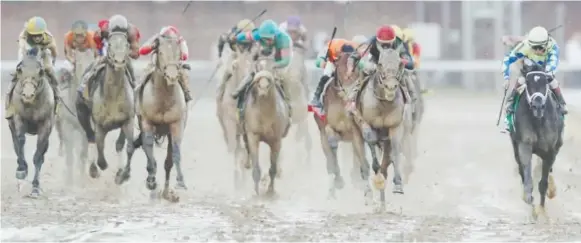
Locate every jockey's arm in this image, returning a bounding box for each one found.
[315,48,328,69]
[63,32,75,63]
[46,34,58,63]
[87,31,99,58]
[179,38,189,61]
[235,30,259,44]
[138,34,158,56]
[545,40,560,75]
[299,25,308,42]
[128,26,141,59]
[217,33,228,58]
[501,42,526,80]
[17,31,28,63]
[273,33,292,69]
[398,46,414,70]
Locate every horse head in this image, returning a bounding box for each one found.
[155,35,182,86]
[253,57,276,96]
[375,48,402,101]
[520,58,551,118]
[334,52,359,87]
[107,32,130,70]
[18,55,46,104]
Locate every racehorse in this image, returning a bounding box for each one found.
[313,52,371,200]
[7,54,56,197]
[507,57,563,219]
[355,48,413,205]
[133,35,188,202]
[240,57,291,196]
[283,42,312,165]
[216,46,254,188]
[75,32,136,182]
[55,48,93,183]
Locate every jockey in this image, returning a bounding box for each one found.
[5,16,59,119]
[348,25,416,104]
[308,38,358,109]
[229,19,293,113]
[352,34,369,54]
[216,19,256,100]
[63,20,98,71]
[138,25,192,102]
[502,26,567,115]
[279,16,307,48]
[80,14,140,100]
[217,19,256,59]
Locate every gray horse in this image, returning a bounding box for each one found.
[508,58,564,220]
[55,49,94,183]
[133,35,188,202]
[7,54,56,197]
[75,32,136,182]
[355,48,413,205]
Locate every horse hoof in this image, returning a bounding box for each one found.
[327,189,337,200]
[146,177,157,190]
[89,164,100,178]
[372,174,385,190]
[15,170,27,180]
[29,187,41,198]
[334,175,345,190]
[522,191,534,205]
[533,205,546,220]
[175,181,187,190]
[393,184,404,194]
[97,158,108,171]
[162,188,180,203]
[114,169,130,185]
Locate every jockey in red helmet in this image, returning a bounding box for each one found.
[137,25,192,102]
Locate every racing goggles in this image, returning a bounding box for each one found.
[531,45,546,51]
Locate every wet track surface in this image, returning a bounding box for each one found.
[2,88,581,241]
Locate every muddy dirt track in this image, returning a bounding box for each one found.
[2,90,581,241]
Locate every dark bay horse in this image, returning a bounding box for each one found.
[508,57,564,220]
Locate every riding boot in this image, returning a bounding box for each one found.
[309,75,330,108]
[178,68,192,102]
[4,77,17,120]
[505,86,520,114]
[551,87,568,115]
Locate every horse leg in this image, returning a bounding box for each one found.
[56,118,65,156]
[161,134,179,202]
[30,120,53,198]
[64,131,75,186]
[376,138,394,204]
[297,119,312,165]
[511,138,525,182]
[320,128,343,198]
[246,133,261,195]
[535,153,556,219]
[368,141,383,190]
[516,143,534,207]
[389,127,405,194]
[267,139,281,197]
[95,126,108,171]
[114,121,136,185]
[352,131,372,203]
[141,120,158,191]
[170,120,187,190]
[76,100,97,177]
[9,120,28,180]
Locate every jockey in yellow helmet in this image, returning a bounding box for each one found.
[216,19,257,101]
[5,16,59,119]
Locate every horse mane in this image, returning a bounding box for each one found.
[333,52,355,86]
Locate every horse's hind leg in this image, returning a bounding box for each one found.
[56,118,65,156]
[30,120,53,198]
[170,121,187,190]
[9,120,28,180]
